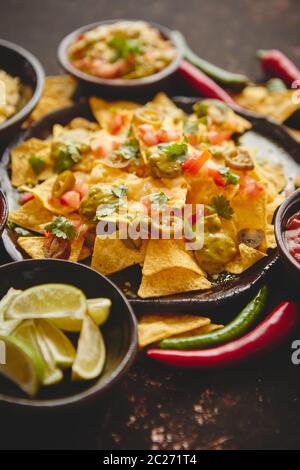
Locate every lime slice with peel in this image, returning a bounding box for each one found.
[35,319,76,368]
[14,320,63,386]
[6,284,87,332]
[72,315,106,381]
[87,298,111,326]
[0,288,22,336]
[0,334,44,397]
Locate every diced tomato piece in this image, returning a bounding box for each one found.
[19,192,34,205]
[187,134,198,146]
[208,130,232,145]
[74,179,88,200]
[182,150,211,175]
[138,124,159,146]
[240,176,264,198]
[157,128,180,143]
[60,191,81,210]
[287,215,300,230]
[203,165,226,187]
[142,131,159,147]
[109,113,126,134]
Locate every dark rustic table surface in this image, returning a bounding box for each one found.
[1,0,300,450]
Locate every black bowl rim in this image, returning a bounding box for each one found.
[0,39,45,132]
[0,188,8,236]
[57,19,183,87]
[0,258,138,409]
[275,187,300,273]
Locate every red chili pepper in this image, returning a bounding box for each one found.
[178,60,237,107]
[147,301,300,368]
[257,49,300,86]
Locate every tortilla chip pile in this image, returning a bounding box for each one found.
[8,89,287,298]
[234,84,300,141]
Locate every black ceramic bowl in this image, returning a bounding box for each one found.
[57,19,182,97]
[0,259,137,410]
[0,39,44,144]
[275,188,300,282]
[0,189,8,235]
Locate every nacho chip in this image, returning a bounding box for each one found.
[9,199,54,234]
[231,186,267,250]
[256,161,286,198]
[138,267,211,298]
[225,243,266,274]
[91,235,146,275]
[142,239,204,276]
[11,138,53,187]
[266,224,277,249]
[267,194,284,223]
[288,128,300,142]
[138,314,211,348]
[235,86,299,123]
[22,176,74,215]
[78,245,92,261]
[25,75,76,125]
[17,236,84,262]
[89,97,139,131]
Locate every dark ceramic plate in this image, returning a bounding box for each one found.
[0,259,137,409]
[1,99,300,313]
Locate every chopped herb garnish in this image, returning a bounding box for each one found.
[114,139,139,162]
[210,195,234,220]
[44,216,76,240]
[53,144,81,173]
[183,119,199,135]
[111,184,128,198]
[219,166,239,185]
[148,191,170,208]
[96,185,128,219]
[108,34,143,60]
[158,141,188,162]
[28,155,46,175]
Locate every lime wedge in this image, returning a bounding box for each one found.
[0,334,44,397]
[72,315,106,381]
[6,284,87,332]
[87,298,111,326]
[14,320,63,386]
[0,288,22,336]
[35,319,76,368]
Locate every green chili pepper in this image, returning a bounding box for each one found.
[159,286,268,350]
[173,30,249,89]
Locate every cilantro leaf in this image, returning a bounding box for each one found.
[96,185,128,219]
[28,155,46,175]
[108,34,143,60]
[211,196,234,220]
[183,119,199,135]
[219,166,239,185]
[158,141,188,162]
[148,191,170,208]
[111,184,128,198]
[54,144,81,173]
[114,139,139,161]
[44,216,76,240]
